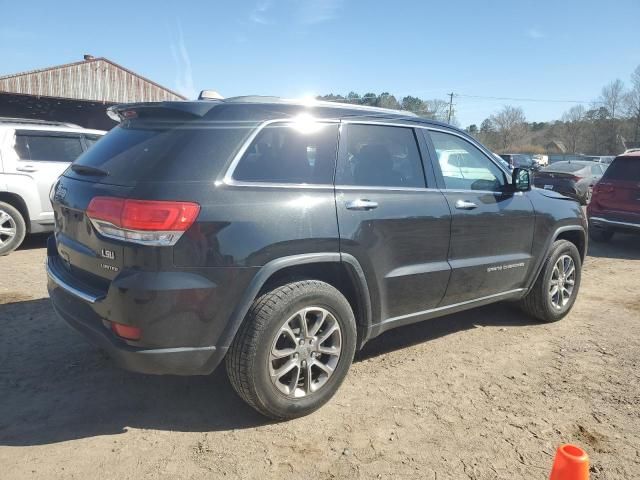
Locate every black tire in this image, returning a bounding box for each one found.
[0,201,26,256]
[519,240,582,323]
[226,280,357,420]
[589,226,614,243]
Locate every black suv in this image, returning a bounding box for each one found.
[47,97,587,419]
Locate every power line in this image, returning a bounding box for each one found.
[455,93,603,105]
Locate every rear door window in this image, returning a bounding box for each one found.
[15,132,83,162]
[603,157,640,180]
[232,122,339,184]
[335,124,426,188]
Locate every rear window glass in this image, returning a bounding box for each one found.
[603,157,640,180]
[232,122,339,184]
[15,133,83,162]
[67,122,253,184]
[544,162,585,172]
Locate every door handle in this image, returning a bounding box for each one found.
[17,165,38,172]
[455,199,477,210]
[345,199,378,211]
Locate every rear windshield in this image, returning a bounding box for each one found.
[544,162,585,172]
[65,121,253,185]
[602,157,640,181]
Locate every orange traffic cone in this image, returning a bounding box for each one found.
[549,444,589,480]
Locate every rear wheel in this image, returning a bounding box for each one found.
[226,280,357,419]
[519,240,582,323]
[589,226,614,242]
[0,201,26,256]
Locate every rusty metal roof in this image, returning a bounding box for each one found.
[0,57,187,103]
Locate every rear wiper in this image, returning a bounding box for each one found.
[70,164,108,176]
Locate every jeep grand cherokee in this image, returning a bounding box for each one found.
[47,97,587,419]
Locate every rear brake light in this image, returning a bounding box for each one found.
[110,321,142,340]
[86,196,200,246]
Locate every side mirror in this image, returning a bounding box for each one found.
[512,168,531,192]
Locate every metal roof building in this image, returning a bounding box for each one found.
[0,55,186,129]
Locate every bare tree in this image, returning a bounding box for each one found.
[490,105,527,150]
[561,105,586,153]
[600,79,625,119]
[625,65,640,143]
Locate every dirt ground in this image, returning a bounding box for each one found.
[1,233,639,480]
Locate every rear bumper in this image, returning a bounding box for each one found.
[44,233,252,375]
[50,292,227,375]
[589,216,640,233]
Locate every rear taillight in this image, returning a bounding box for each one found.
[86,196,200,246]
[570,175,583,182]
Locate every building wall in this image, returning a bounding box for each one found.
[0,59,184,104]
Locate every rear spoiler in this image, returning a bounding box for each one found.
[107,101,223,123]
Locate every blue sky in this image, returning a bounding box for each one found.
[1,0,639,126]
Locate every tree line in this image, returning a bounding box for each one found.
[318,63,640,155]
[316,92,453,123]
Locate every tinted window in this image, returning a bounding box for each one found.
[603,157,640,180]
[15,133,83,162]
[84,135,102,149]
[336,124,425,188]
[233,122,338,184]
[68,121,252,185]
[430,131,506,190]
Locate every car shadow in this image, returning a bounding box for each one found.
[587,232,640,260]
[356,302,534,361]
[17,233,49,251]
[0,297,537,446]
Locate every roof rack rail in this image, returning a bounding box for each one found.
[221,95,418,117]
[0,117,82,128]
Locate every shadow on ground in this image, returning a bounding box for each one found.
[0,295,535,446]
[16,233,49,251]
[587,232,640,260]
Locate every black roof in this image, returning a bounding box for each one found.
[108,96,456,131]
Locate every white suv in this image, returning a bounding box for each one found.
[0,118,105,254]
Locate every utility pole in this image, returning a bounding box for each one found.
[447,92,455,124]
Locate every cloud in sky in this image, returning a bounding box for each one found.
[250,0,273,24]
[526,27,546,39]
[170,22,197,99]
[249,0,343,26]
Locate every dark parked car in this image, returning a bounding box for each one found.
[587,151,640,242]
[47,97,587,419]
[533,160,606,205]
[500,153,539,170]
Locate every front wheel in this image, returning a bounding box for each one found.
[519,240,582,323]
[0,201,26,256]
[226,280,357,419]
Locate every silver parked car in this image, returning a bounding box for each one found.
[0,117,105,254]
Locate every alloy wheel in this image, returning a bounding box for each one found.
[269,307,342,398]
[0,209,17,247]
[549,254,576,309]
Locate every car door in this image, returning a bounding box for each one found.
[425,129,535,305]
[13,130,84,219]
[335,122,451,326]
